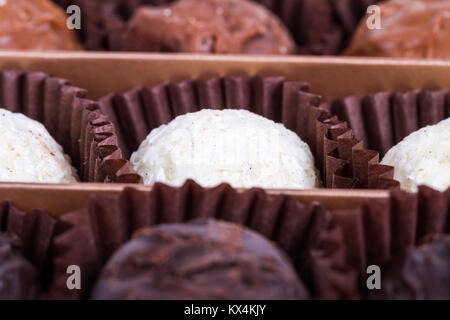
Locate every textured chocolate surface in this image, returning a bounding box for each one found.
[369,235,450,300]
[0,0,82,51]
[332,0,381,37]
[120,0,296,54]
[91,219,309,300]
[329,186,450,279]
[52,0,125,50]
[0,201,57,271]
[0,233,38,300]
[344,0,450,58]
[49,181,357,300]
[52,0,352,54]
[51,0,385,54]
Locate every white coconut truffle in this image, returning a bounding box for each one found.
[131,109,318,189]
[381,118,450,192]
[0,108,78,183]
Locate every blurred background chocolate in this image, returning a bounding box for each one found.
[48,181,450,300]
[0,233,39,300]
[119,0,296,54]
[368,235,450,300]
[255,0,382,55]
[0,0,82,51]
[52,0,123,50]
[345,0,450,58]
[52,0,381,54]
[49,182,358,299]
[91,219,309,300]
[5,0,410,55]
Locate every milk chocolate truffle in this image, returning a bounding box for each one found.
[381,118,450,192]
[120,0,296,54]
[344,0,450,58]
[91,219,309,300]
[0,233,38,300]
[0,0,82,51]
[369,235,450,300]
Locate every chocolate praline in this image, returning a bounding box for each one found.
[368,235,450,300]
[91,219,309,300]
[344,0,450,58]
[0,233,39,300]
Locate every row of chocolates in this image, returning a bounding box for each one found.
[1,181,449,299]
[3,0,448,59]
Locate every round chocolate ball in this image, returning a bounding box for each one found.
[344,0,450,58]
[0,233,39,300]
[120,0,296,54]
[91,219,309,300]
[0,0,82,51]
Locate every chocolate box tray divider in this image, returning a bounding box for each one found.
[2,52,450,101]
[0,52,449,216]
[0,182,389,217]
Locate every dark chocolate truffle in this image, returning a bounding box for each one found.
[0,233,39,300]
[369,235,450,300]
[0,0,82,51]
[119,0,297,54]
[344,0,450,58]
[91,219,309,300]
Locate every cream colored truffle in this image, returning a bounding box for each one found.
[381,118,450,192]
[0,108,78,183]
[131,109,318,189]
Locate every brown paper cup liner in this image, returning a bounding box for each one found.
[331,185,450,294]
[99,75,397,189]
[53,0,350,55]
[51,0,126,51]
[48,180,358,300]
[0,200,57,297]
[331,89,450,157]
[47,183,449,299]
[0,201,56,270]
[0,70,139,183]
[333,0,381,38]
[257,0,343,55]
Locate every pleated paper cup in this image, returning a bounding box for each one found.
[48,180,359,299]
[0,70,139,183]
[331,186,450,297]
[99,75,398,189]
[331,89,450,157]
[0,201,57,296]
[52,0,374,55]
